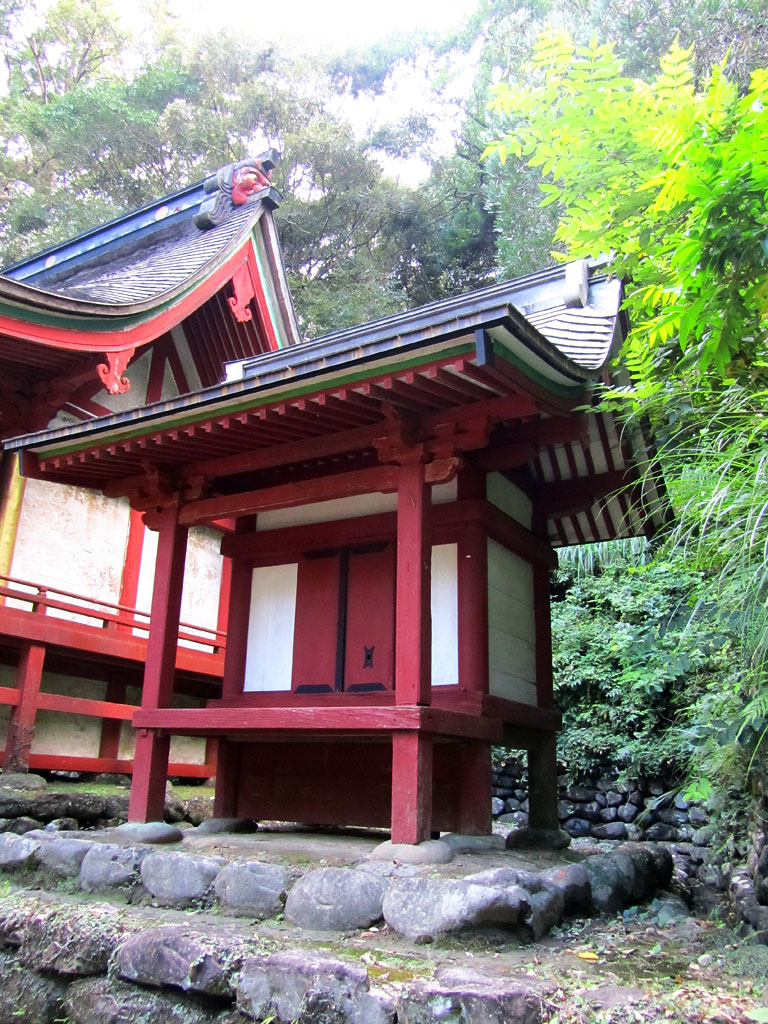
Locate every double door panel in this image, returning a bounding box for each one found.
[291,544,395,693]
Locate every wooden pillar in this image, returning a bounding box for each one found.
[527,732,560,830]
[213,740,239,818]
[391,732,433,845]
[129,507,188,822]
[117,510,145,632]
[392,460,432,843]
[98,679,127,762]
[212,519,256,817]
[454,741,492,835]
[4,642,45,774]
[394,459,431,706]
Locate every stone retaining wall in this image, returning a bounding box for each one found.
[0,834,674,1024]
[493,757,768,942]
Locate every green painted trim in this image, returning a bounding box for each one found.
[251,231,285,350]
[36,341,475,459]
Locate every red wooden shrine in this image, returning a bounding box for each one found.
[2,161,666,842]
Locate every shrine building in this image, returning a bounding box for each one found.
[0,156,665,843]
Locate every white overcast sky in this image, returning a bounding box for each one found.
[164,0,478,49]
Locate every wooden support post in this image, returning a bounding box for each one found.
[527,732,560,830]
[458,522,489,692]
[214,517,255,814]
[454,741,492,835]
[98,680,127,761]
[533,510,554,709]
[395,460,431,706]
[4,642,46,774]
[391,731,433,844]
[129,507,188,822]
[213,740,239,818]
[117,510,145,632]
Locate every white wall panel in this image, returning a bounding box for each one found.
[486,473,533,528]
[487,538,537,704]
[431,543,458,686]
[244,562,298,692]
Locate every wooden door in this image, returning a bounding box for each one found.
[343,544,395,692]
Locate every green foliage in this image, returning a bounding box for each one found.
[552,555,736,776]
[491,34,768,800]
[488,33,768,386]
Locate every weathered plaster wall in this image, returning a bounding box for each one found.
[135,525,223,645]
[10,481,131,612]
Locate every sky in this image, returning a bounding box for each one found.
[167,0,479,49]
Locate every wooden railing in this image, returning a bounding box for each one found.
[0,571,227,654]
[0,572,225,777]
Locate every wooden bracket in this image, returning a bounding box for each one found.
[228,261,255,323]
[98,349,135,395]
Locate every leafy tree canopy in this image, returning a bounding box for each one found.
[486,33,768,388]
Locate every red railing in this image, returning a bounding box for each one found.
[0,571,226,654]
[0,572,224,778]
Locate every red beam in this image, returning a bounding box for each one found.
[0,753,215,778]
[132,703,500,739]
[37,692,136,720]
[179,465,400,527]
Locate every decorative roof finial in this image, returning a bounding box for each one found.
[194,150,279,230]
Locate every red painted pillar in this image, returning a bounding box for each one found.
[117,510,145,632]
[394,460,431,706]
[454,741,492,835]
[213,518,256,818]
[129,507,188,822]
[4,642,45,774]
[98,679,127,763]
[392,459,432,844]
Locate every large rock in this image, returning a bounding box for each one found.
[543,863,591,916]
[285,867,385,931]
[0,816,44,834]
[505,827,570,851]
[465,868,563,940]
[38,837,96,877]
[116,924,259,998]
[140,851,222,903]
[9,898,138,975]
[440,833,506,854]
[80,843,145,891]
[195,817,256,835]
[0,949,68,1024]
[0,832,40,869]
[214,861,287,917]
[0,773,47,793]
[237,951,395,1024]
[382,877,525,943]
[65,976,229,1024]
[115,821,183,844]
[398,967,545,1024]
[367,839,453,864]
[583,852,642,914]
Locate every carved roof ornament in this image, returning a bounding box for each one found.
[194,151,279,231]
